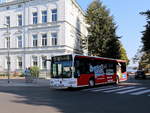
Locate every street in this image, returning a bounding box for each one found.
[0,76,150,113]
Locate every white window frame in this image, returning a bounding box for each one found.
[17,36,22,48]
[32,56,38,66]
[18,14,22,26]
[42,34,47,46]
[42,10,47,23]
[51,33,57,46]
[41,56,47,69]
[33,12,38,24]
[51,9,57,22]
[32,34,38,47]
[17,56,22,69]
[5,16,10,25]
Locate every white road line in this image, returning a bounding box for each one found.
[130,89,150,95]
[92,86,124,92]
[116,87,146,94]
[82,86,112,91]
[82,86,119,91]
[103,86,136,93]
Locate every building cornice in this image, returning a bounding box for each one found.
[0,20,86,38]
[0,0,58,7]
[0,21,61,30]
[0,45,82,54]
[71,0,85,15]
[0,0,31,7]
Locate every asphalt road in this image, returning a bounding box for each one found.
[0,77,150,113]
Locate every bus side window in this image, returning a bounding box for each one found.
[79,59,90,74]
[74,58,90,75]
[103,63,115,75]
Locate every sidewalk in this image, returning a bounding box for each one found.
[0,77,50,87]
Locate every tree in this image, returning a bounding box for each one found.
[85,0,127,60]
[139,52,150,70]
[140,10,150,52]
[120,44,129,63]
[138,10,150,70]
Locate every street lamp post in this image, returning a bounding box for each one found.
[4,24,10,83]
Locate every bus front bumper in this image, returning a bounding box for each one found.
[49,78,77,88]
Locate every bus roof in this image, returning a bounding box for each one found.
[51,54,126,63]
[74,54,126,63]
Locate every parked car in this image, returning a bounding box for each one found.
[135,70,146,79]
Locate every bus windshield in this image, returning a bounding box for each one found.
[51,55,73,78]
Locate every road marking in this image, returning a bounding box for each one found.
[82,87,111,91]
[103,86,136,93]
[92,86,124,92]
[130,89,150,95]
[82,86,119,91]
[116,87,146,94]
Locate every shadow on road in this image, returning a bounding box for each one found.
[0,86,106,113]
[0,77,150,113]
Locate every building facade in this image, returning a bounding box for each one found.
[0,0,87,77]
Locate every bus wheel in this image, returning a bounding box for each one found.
[89,79,95,87]
[116,76,120,84]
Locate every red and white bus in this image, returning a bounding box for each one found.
[50,54,127,88]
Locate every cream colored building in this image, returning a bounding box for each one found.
[0,0,87,77]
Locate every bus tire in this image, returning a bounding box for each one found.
[116,76,120,85]
[89,79,95,87]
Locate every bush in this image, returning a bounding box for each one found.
[30,66,40,78]
[19,73,24,77]
[0,74,5,76]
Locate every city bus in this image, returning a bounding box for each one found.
[49,54,127,88]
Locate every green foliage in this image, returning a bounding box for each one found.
[139,52,150,70]
[140,10,150,52]
[0,74,5,76]
[19,73,24,77]
[120,45,129,64]
[137,10,150,69]
[85,0,128,60]
[30,66,40,78]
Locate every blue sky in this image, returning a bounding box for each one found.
[77,0,150,64]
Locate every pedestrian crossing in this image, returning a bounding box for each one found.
[82,85,150,96]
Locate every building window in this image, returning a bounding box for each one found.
[18,4,22,8]
[6,16,10,25]
[51,9,57,22]
[42,10,47,23]
[42,34,47,46]
[17,57,22,69]
[32,56,38,66]
[18,15,22,26]
[51,33,57,46]
[6,6,10,10]
[33,34,38,47]
[18,36,22,48]
[42,56,47,69]
[33,12,38,24]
